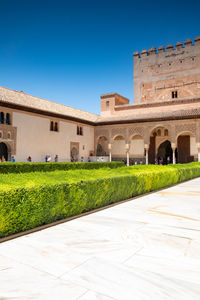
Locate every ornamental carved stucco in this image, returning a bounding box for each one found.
[111,127,127,142]
[128,126,145,141]
[0,124,17,154]
[175,123,197,139]
[95,128,110,141]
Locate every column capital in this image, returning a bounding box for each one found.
[144,144,149,150]
[108,143,112,150]
[171,143,176,150]
[125,143,130,151]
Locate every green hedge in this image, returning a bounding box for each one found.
[0,161,124,174]
[0,163,200,238]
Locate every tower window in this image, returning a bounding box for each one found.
[164,129,168,136]
[106,101,110,109]
[172,91,178,99]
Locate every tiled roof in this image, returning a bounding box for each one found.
[0,87,99,123]
[0,87,200,125]
[97,100,200,123]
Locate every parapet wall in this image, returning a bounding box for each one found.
[133,37,200,59]
[133,37,200,104]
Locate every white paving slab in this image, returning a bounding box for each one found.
[0,177,200,299]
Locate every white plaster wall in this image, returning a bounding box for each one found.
[190,136,198,156]
[112,140,126,156]
[13,112,94,162]
[130,139,144,155]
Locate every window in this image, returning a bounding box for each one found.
[54,122,58,132]
[50,121,54,131]
[172,91,178,99]
[0,131,2,138]
[77,126,83,136]
[6,113,10,125]
[0,112,4,124]
[7,132,11,139]
[106,101,109,109]
[157,129,161,136]
[50,121,58,132]
[164,129,168,136]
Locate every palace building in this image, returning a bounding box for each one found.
[1,37,200,164]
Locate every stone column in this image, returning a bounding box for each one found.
[171,143,176,164]
[108,143,112,162]
[125,144,130,166]
[144,144,149,165]
[197,143,200,162]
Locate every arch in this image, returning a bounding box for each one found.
[0,142,8,161]
[111,134,126,143]
[157,140,172,164]
[175,131,195,142]
[129,134,145,159]
[96,136,108,156]
[71,147,78,162]
[148,125,172,164]
[112,135,126,158]
[176,131,195,163]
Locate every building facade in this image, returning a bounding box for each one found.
[1,37,200,164]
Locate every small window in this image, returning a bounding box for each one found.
[80,127,83,136]
[0,112,4,124]
[6,113,10,125]
[0,131,2,138]
[77,126,83,136]
[106,101,109,109]
[7,132,11,139]
[157,129,161,136]
[172,91,178,99]
[50,121,54,131]
[54,122,58,132]
[164,129,168,136]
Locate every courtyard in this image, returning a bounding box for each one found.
[0,176,200,299]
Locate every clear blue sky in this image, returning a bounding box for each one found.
[0,0,200,114]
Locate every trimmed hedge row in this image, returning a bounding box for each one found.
[0,163,200,238]
[0,161,124,174]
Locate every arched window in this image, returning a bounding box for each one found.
[54,122,58,132]
[7,132,11,139]
[164,129,168,136]
[50,121,54,131]
[6,113,10,125]
[0,131,2,138]
[77,126,80,135]
[0,112,4,124]
[157,129,161,136]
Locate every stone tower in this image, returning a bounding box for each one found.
[133,37,200,103]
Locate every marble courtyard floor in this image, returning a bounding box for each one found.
[0,178,200,299]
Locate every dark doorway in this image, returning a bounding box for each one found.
[157,140,172,164]
[149,134,156,164]
[177,135,193,163]
[0,142,8,161]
